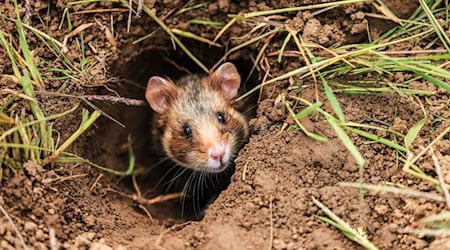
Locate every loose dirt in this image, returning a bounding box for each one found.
[1,0,450,249]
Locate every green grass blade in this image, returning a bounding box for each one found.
[415,71,450,92]
[312,197,378,250]
[418,0,450,52]
[43,109,101,166]
[0,31,21,79]
[188,20,224,28]
[16,19,44,87]
[345,126,408,152]
[295,102,323,119]
[126,135,136,175]
[322,76,345,122]
[326,117,364,167]
[0,106,78,142]
[404,118,427,149]
[22,70,48,159]
[285,101,328,142]
[278,33,292,63]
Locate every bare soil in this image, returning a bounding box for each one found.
[2,0,450,249]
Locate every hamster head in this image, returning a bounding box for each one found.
[145,62,249,173]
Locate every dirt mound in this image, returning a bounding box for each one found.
[2,0,450,249]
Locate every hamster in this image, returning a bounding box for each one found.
[145,62,249,173]
[144,62,249,216]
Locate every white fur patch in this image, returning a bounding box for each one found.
[207,143,231,173]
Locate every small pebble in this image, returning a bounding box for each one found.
[48,208,55,215]
[1,240,14,250]
[90,241,113,250]
[35,229,46,241]
[24,221,38,232]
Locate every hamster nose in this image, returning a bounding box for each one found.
[209,144,226,161]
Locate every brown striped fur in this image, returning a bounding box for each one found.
[146,63,249,173]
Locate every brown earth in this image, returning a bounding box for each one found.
[1,0,450,249]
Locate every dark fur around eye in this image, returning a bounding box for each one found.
[182,123,193,138]
[217,112,226,124]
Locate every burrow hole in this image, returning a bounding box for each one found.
[86,42,259,221]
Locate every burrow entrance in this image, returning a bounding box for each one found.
[85,41,259,221]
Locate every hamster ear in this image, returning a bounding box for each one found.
[209,62,241,100]
[145,76,178,114]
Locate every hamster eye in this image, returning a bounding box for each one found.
[217,112,226,124]
[182,124,192,138]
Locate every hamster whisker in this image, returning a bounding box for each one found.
[169,165,190,183]
[208,172,218,190]
[239,104,259,116]
[143,156,171,173]
[152,162,180,192]
[181,171,196,219]
[140,160,178,198]
[165,166,191,191]
[187,171,204,217]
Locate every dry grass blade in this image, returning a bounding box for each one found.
[404,126,450,181]
[399,228,450,237]
[0,88,36,102]
[0,112,14,125]
[237,28,434,102]
[418,0,450,51]
[106,187,183,205]
[287,27,319,101]
[339,182,446,202]
[372,0,402,24]
[171,28,222,47]
[16,19,44,88]
[84,95,146,106]
[119,0,208,73]
[243,0,370,18]
[241,30,276,85]
[421,211,450,224]
[0,106,78,142]
[0,204,27,249]
[214,28,280,70]
[43,110,101,166]
[0,31,21,79]
[430,147,450,208]
[213,14,239,43]
[268,197,274,250]
[73,8,129,15]
[312,197,378,250]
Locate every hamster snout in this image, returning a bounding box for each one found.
[207,142,231,172]
[146,62,249,173]
[208,143,228,162]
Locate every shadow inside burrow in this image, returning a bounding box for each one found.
[86,41,259,221]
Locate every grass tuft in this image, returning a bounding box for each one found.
[0,0,132,178]
[313,197,378,250]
